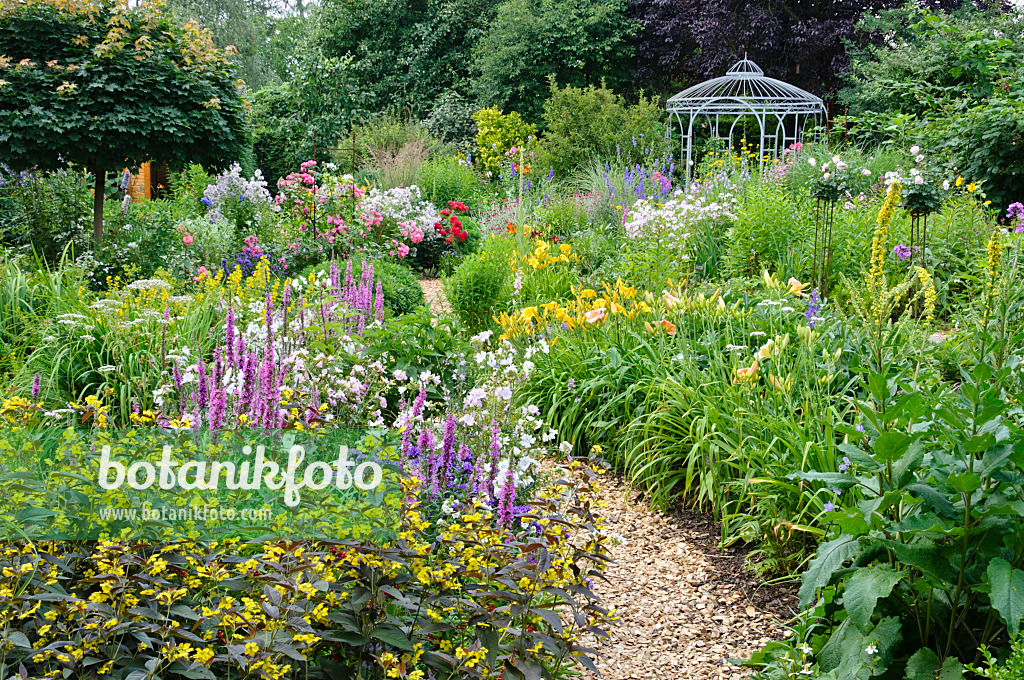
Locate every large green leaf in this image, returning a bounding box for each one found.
[905,648,963,680]
[799,535,861,606]
[987,557,1024,635]
[843,565,905,629]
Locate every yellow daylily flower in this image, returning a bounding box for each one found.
[787,277,809,297]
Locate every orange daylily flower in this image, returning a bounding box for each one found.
[659,319,677,335]
[733,360,760,384]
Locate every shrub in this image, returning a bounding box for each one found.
[415,156,483,210]
[423,90,478,147]
[0,166,92,263]
[300,256,425,317]
[975,633,1024,680]
[444,234,515,332]
[473,107,536,175]
[537,79,666,176]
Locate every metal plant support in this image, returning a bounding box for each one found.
[910,210,929,268]
[665,58,827,182]
[813,198,837,294]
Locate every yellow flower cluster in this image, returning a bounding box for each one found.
[986,228,1002,298]
[513,240,576,271]
[869,182,903,316]
[915,267,936,322]
[495,279,645,340]
[496,279,745,342]
[196,257,282,308]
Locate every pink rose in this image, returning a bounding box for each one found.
[397,242,410,257]
[183,233,193,246]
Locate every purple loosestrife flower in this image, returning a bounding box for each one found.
[439,414,456,485]
[210,353,225,429]
[225,306,236,367]
[196,359,209,413]
[497,465,515,526]
[240,352,257,417]
[417,430,436,489]
[412,386,427,420]
[486,420,502,492]
[374,280,384,322]
[31,374,40,398]
[172,363,184,410]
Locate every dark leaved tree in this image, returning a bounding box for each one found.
[630,0,971,101]
[0,0,248,244]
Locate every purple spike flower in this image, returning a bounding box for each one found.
[439,414,456,487]
[172,362,184,410]
[225,306,236,367]
[31,374,40,398]
[487,420,501,491]
[411,386,427,420]
[374,280,384,322]
[196,359,209,413]
[497,464,515,526]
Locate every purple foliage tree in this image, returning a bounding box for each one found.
[630,0,969,101]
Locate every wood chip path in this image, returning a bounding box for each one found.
[417,279,796,678]
[578,475,796,679]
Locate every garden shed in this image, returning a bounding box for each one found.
[666,57,827,177]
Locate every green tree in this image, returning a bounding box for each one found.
[166,0,274,89]
[472,0,636,123]
[313,0,499,116]
[840,6,1024,208]
[0,0,248,244]
[842,5,1022,117]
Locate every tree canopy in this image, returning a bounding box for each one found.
[0,0,248,242]
[629,0,971,101]
[314,0,499,117]
[472,0,636,123]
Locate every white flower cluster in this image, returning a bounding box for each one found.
[361,185,440,241]
[623,188,737,248]
[202,163,274,225]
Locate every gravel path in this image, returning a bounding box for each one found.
[579,475,796,679]
[419,278,449,316]
[419,279,796,677]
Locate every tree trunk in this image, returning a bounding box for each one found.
[91,165,105,247]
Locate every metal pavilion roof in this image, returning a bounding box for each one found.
[666,58,826,115]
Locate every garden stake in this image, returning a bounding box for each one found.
[813,198,837,294]
[910,210,928,269]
